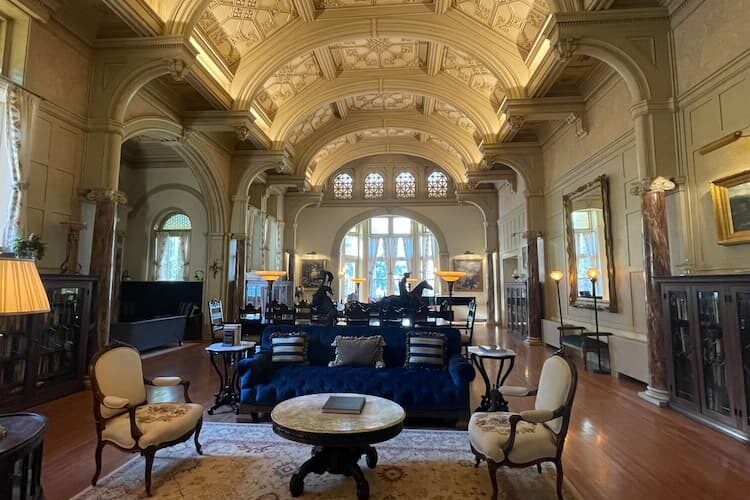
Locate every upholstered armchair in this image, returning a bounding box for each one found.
[90,343,204,496]
[468,354,578,500]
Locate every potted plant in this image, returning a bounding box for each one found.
[13,233,46,260]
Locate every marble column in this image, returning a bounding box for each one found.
[86,189,126,352]
[525,231,543,345]
[59,221,85,274]
[232,236,247,320]
[636,177,675,406]
[485,251,496,325]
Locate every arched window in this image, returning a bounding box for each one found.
[427,171,449,198]
[340,216,438,301]
[333,172,353,199]
[153,212,192,281]
[363,172,384,199]
[394,171,416,199]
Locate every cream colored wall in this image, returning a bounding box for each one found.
[23,19,91,272]
[294,203,489,318]
[119,165,208,281]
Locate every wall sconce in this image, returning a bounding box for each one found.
[209,260,223,279]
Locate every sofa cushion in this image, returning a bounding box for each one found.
[405,330,447,369]
[329,335,386,368]
[241,364,468,411]
[270,331,308,364]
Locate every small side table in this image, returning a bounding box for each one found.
[557,325,586,355]
[0,412,47,500]
[468,346,517,412]
[206,341,256,415]
[581,331,612,373]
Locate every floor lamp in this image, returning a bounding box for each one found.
[0,257,51,439]
[436,271,465,327]
[255,270,287,323]
[587,268,608,374]
[352,277,366,301]
[550,270,565,355]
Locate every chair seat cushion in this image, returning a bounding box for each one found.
[102,402,203,449]
[468,411,557,464]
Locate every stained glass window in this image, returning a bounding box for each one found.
[427,171,448,198]
[395,171,416,199]
[333,172,353,199]
[364,172,384,199]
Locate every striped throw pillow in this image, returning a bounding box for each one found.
[270,332,308,364]
[405,331,447,369]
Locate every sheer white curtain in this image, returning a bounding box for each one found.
[0,83,39,249]
[367,236,384,299]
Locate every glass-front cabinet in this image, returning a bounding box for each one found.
[659,276,750,440]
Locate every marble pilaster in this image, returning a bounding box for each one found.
[635,177,675,406]
[231,236,247,320]
[525,231,543,345]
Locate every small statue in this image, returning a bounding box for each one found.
[311,270,337,325]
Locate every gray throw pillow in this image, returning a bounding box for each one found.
[329,335,386,368]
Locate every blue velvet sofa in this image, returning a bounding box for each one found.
[237,325,475,421]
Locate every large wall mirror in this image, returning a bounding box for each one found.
[563,175,618,312]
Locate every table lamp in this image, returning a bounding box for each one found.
[0,257,51,439]
[435,270,466,326]
[254,270,287,323]
[352,277,366,301]
[550,270,565,355]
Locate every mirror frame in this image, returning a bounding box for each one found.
[562,174,618,313]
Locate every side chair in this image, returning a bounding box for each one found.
[90,343,204,496]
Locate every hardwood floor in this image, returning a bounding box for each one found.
[31,326,750,500]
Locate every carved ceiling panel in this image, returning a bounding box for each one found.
[330,37,427,70]
[442,47,504,105]
[345,92,419,111]
[256,53,322,119]
[311,136,349,166]
[287,104,336,144]
[197,0,298,70]
[428,136,462,161]
[452,0,548,58]
[315,0,432,8]
[433,101,478,136]
[357,128,421,140]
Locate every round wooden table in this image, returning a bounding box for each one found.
[0,413,47,500]
[271,393,405,500]
[205,341,255,415]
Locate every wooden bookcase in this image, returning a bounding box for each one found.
[505,282,529,340]
[0,275,95,412]
[658,275,750,441]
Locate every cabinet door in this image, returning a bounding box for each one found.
[694,288,736,426]
[728,287,750,432]
[663,286,699,409]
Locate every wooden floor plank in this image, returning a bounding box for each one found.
[30,326,750,500]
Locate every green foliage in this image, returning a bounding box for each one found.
[12,233,46,260]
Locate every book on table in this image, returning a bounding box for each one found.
[322,395,366,415]
[479,345,508,354]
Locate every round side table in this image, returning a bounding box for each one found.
[468,346,517,412]
[205,341,255,415]
[0,412,47,500]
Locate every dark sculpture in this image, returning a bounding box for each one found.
[379,272,433,312]
[311,270,338,325]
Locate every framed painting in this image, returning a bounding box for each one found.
[300,259,327,289]
[453,257,483,291]
[711,169,750,245]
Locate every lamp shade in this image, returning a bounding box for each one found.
[352,277,367,284]
[550,270,564,282]
[436,270,466,283]
[587,268,600,281]
[0,257,50,315]
[254,270,287,282]
[406,277,418,285]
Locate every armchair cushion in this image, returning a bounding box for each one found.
[102,402,203,449]
[468,412,557,464]
[499,386,534,397]
[103,396,129,410]
[150,376,182,386]
[519,409,555,423]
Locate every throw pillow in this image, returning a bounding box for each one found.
[270,331,308,364]
[404,330,447,369]
[329,335,386,368]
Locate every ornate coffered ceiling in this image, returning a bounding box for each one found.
[314,0,432,8]
[433,101,478,137]
[287,104,336,144]
[442,47,504,105]
[256,53,322,119]
[345,92,419,111]
[329,37,427,71]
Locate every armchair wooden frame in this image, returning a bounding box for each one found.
[470,354,578,500]
[89,343,203,496]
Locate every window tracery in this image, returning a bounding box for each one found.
[395,171,416,199]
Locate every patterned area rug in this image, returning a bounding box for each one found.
[73,423,578,500]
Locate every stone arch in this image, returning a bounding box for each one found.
[123,117,229,234]
[165,0,210,36]
[110,60,181,123]
[574,38,651,103]
[129,183,206,216]
[311,142,467,187]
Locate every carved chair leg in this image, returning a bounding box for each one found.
[250,412,259,423]
[469,444,481,468]
[91,441,104,486]
[555,459,564,500]
[537,463,542,474]
[144,449,156,497]
[487,460,499,500]
[194,418,204,455]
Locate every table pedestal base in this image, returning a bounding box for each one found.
[478,388,509,413]
[290,445,378,499]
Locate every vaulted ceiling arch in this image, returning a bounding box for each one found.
[293,111,482,176]
[310,141,467,187]
[269,72,499,142]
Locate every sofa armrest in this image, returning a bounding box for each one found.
[237,351,272,384]
[448,355,475,387]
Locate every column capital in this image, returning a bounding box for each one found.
[84,189,127,204]
[630,98,675,118]
[629,176,676,196]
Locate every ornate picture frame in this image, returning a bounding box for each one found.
[453,257,483,292]
[711,169,750,245]
[299,259,327,289]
